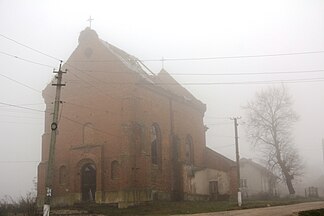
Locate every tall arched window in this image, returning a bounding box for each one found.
[59,165,68,185]
[151,123,161,165]
[111,160,120,180]
[185,135,193,165]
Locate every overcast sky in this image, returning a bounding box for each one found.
[0,0,323,199]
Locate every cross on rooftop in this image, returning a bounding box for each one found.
[87,16,94,29]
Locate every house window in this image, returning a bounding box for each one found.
[151,123,161,165]
[111,160,120,180]
[185,135,193,165]
[240,179,247,188]
[59,165,68,185]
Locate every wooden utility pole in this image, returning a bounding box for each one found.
[322,139,324,164]
[231,117,242,207]
[43,61,66,216]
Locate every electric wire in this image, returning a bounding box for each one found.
[1,33,324,90]
[80,68,324,76]
[0,101,120,138]
[68,49,324,62]
[2,32,324,62]
[63,77,324,85]
[0,103,44,108]
[0,160,39,163]
[0,33,61,61]
[0,72,42,93]
[0,102,45,113]
[0,50,55,68]
[64,62,120,100]
[1,34,323,164]
[213,144,235,149]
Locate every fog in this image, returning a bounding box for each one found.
[0,0,323,199]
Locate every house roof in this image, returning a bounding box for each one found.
[205,147,236,172]
[240,158,277,178]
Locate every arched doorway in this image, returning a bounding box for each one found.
[81,163,96,202]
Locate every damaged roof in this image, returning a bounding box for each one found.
[78,27,205,108]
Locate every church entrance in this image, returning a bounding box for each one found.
[81,163,96,202]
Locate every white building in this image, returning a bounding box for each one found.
[240,158,278,199]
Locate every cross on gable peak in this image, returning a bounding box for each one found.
[87,16,94,29]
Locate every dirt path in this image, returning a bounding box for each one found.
[175,201,324,216]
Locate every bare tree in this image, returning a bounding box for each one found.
[244,86,303,195]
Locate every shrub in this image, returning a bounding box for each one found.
[0,192,38,216]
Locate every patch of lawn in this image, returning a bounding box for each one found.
[299,208,324,216]
[74,201,239,216]
[66,198,324,216]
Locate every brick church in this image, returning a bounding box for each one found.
[37,27,237,207]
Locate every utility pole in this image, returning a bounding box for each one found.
[43,61,66,216]
[231,117,242,207]
[322,139,324,164]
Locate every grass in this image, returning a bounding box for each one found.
[1,194,322,216]
[67,198,324,216]
[299,208,324,216]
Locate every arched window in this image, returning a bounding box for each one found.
[59,165,68,185]
[151,123,161,165]
[111,160,120,180]
[83,123,94,145]
[185,135,194,165]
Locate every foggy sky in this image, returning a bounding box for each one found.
[0,0,323,199]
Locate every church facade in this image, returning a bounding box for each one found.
[37,28,237,207]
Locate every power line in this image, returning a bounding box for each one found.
[1,33,324,90]
[0,101,120,138]
[64,63,119,100]
[2,32,324,62]
[0,33,61,61]
[68,49,324,62]
[0,160,39,163]
[0,102,45,113]
[146,50,324,61]
[0,103,44,108]
[0,72,42,93]
[0,121,43,125]
[64,101,112,113]
[213,144,235,149]
[61,115,121,138]
[205,116,230,119]
[0,113,43,119]
[64,77,324,85]
[206,123,233,126]
[80,68,324,76]
[1,66,322,101]
[169,69,324,76]
[0,50,55,68]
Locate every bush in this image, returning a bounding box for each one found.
[0,192,38,216]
